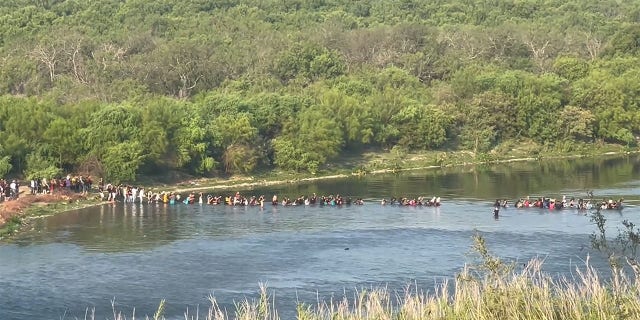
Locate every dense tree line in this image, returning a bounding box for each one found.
[0,0,639,182]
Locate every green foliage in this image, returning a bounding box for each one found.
[102,141,145,183]
[553,56,589,81]
[313,88,374,146]
[43,116,85,169]
[83,104,142,156]
[172,116,215,174]
[0,155,11,177]
[211,113,258,147]
[605,24,640,57]
[274,107,343,173]
[0,216,22,239]
[468,232,514,280]
[272,138,313,173]
[0,0,638,178]
[556,105,596,142]
[24,150,62,180]
[392,104,453,150]
[248,93,306,139]
[572,64,640,144]
[272,43,345,84]
[223,144,259,174]
[590,197,640,273]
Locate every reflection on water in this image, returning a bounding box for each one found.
[1,155,639,319]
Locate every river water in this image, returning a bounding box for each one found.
[1,155,640,319]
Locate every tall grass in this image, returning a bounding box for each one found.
[87,234,640,320]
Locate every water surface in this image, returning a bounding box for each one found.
[1,155,639,319]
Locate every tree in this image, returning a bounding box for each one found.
[0,47,39,95]
[0,145,12,177]
[210,113,260,174]
[24,149,62,180]
[30,41,59,83]
[273,107,343,173]
[553,56,589,81]
[441,25,489,62]
[43,117,85,169]
[172,116,217,174]
[458,105,497,154]
[102,141,145,183]
[314,88,374,146]
[82,104,142,155]
[272,43,345,84]
[515,23,564,73]
[211,113,258,147]
[248,93,306,139]
[223,144,259,174]
[141,39,214,98]
[514,73,567,143]
[604,24,640,57]
[571,66,640,144]
[556,105,595,142]
[392,104,452,150]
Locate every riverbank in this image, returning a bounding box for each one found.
[0,145,637,240]
[0,189,108,239]
[160,145,639,195]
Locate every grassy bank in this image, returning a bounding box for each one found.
[92,234,640,320]
[148,142,636,192]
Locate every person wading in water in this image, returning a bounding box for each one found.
[493,199,501,219]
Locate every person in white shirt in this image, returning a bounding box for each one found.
[9,180,17,199]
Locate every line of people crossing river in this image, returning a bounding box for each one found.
[495,195,624,211]
[100,184,443,208]
[101,183,628,213]
[8,176,628,215]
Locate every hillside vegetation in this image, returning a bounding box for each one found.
[1,0,639,182]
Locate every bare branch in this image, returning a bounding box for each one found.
[30,44,58,82]
[585,32,602,61]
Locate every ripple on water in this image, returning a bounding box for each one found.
[2,155,640,320]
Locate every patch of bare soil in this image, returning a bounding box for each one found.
[0,190,86,226]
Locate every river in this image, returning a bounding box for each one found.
[1,155,639,319]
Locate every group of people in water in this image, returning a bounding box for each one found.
[101,188,393,207]
[492,195,624,216]
[8,175,630,217]
[98,184,444,208]
[269,194,367,206]
[381,196,441,206]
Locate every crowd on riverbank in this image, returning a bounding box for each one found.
[0,175,95,202]
[0,179,20,201]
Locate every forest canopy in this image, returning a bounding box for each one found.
[1,0,639,182]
